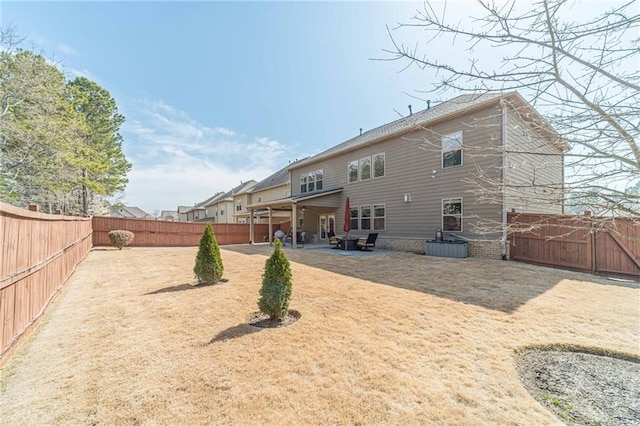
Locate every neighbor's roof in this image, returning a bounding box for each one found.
[251,158,308,192]
[290,91,562,169]
[112,206,154,219]
[187,192,224,212]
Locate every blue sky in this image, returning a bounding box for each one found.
[2,0,437,214]
[1,1,629,214]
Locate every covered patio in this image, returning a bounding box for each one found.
[246,188,343,248]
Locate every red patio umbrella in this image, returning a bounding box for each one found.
[343,197,351,251]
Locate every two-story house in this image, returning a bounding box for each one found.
[185,193,222,222]
[235,160,308,227]
[247,92,566,258]
[202,181,257,224]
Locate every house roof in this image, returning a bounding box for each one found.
[112,206,154,219]
[251,158,308,192]
[231,180,258,196]
[202,191,229,208]
[187,192,224,213]
[290,91,563,169]
[176,205,191,214]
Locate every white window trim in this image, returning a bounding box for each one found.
[316,169,324,190]
[360,205,372,231]
[373,152,385,179]
[300,174,308,193]
[359,156,372,181]
[349,206,360,231]
[441,197,463,232]
[442,131,463,169]
[347,161,358,184]
[373,203,386,231]
[300,169,323,193]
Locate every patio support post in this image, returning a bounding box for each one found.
[268,208,273,245]
[249,208,254,244]
[291,204,297,249]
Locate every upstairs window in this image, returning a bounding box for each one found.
[316,170,323,191]
[300,174,307,193]
[308,172,315,192]
[442,131,463,168]
[373,153,385,178]
[349,153,384,183]
[359,157,371,180]
[348,161,358,183]
[300,169,323,193]
[236,201,242,211]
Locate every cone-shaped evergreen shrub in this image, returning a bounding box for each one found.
[258,239,293,320]
[193,224,224,284]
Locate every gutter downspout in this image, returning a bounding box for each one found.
[501,102,508,260]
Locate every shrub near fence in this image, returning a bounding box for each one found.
[92,216,279,247]
[0,202,92,366]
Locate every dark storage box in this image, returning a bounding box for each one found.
[425,240,468,258]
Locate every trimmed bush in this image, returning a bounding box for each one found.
[258,239,293,320]
[193,223,224,284]
[108,230,134,250]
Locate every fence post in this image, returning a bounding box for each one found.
[28,204,39,212]
[584,211,596,274]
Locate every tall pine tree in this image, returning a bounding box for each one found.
[67,77,131,216]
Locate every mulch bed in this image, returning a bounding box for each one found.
[515,346,640,425]
[248,310,301,328]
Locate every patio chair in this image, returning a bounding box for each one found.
[328,232,339,248]
[357,233,378,251]
[298,231,307,248]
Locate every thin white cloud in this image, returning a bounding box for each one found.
[67,67,99,82]
[120,98,294,212]
[56,43,76,55]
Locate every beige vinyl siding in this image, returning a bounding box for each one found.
[290,104,505,240]
[505,107,563,214]
[249,184,289,204]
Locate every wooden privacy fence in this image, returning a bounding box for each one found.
[0,202,92,366]
[92,216,279,247]
[508,211,640,279]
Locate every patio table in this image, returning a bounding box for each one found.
[336,236,358,250]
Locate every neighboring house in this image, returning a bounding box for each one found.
[176,205,191,222]
[202,191,229,222]
[206,180,257,224]
[185,193,223,222]
[111,206,155,219]
[160,210,178,221]
[235,160,308,226]
[247,92,566,258]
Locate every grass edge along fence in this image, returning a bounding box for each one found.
[0,202,92,367]
[92,216,278,247]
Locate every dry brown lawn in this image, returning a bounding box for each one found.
[0,245,638,425]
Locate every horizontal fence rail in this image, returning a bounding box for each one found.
[92,216,281,247]
[508,211,640,280]
[0,202,92,366]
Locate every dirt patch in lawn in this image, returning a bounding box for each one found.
[1,246,638,425]
[516,345,640,425]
